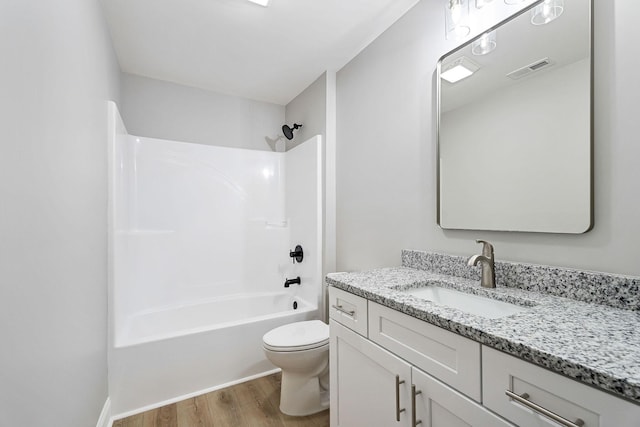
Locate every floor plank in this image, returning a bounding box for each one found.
[112,373,329,427]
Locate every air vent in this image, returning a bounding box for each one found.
[506,57,554,80]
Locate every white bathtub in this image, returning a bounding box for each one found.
[109,292,318,416]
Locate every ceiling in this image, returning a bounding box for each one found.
[101,0,420,105]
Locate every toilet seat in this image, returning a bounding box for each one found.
[263,320,329,352]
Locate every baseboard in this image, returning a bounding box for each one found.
[96,398,112,427]
[110,368,281,421]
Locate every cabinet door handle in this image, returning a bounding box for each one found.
[395,375,406,421]
[411,384,422,427]
[331,304,355,317]
[505,390,585,427]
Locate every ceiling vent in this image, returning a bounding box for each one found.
[507,57,554,80]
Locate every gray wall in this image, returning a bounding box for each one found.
[285,73,327,151]
[0,1,120,426]
[336,0,640,276]
[120,73,285,151]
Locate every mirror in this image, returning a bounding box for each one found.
[437,0,592,233]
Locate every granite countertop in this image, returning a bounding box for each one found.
[326,266,640,404]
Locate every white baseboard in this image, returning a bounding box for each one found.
[96,398,112,427]
[110,368,281,421]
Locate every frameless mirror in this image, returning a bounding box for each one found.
[437,0,592,233]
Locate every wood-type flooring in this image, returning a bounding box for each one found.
[112,373,329,427]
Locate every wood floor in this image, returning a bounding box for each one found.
[112,373,329,427]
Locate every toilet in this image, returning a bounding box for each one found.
[262,320,330,416]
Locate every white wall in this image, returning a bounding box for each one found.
[336,0,640,276]
[0,1,120,426]
[120,73,285,151]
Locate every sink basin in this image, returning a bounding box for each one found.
[402,286,528,319]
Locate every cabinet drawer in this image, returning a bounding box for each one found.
[368,302,481,402]
[328,287,368,337]
[483,346,640,427]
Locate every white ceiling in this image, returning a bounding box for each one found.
[101,0,420,105]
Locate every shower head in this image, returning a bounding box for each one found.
[282,123,302,140]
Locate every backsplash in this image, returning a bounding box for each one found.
[402,250,640,311]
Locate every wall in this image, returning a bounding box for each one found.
[120,73,284,151]
[285,73,327,151]
[336,0,640,276]
[0,1,120,426]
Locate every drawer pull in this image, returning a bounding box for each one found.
[505,390,585,427]
[396,375,406,421]
[332,304,355,317]
[411,384,422,426]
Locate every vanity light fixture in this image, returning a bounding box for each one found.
[247,0,270,7]
[531,0,564,25]
[472,30,497,55]
[445,0,471,40]
[475,0,494,8]
[440,57,480,83]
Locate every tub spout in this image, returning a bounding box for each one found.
[284,277,301,288]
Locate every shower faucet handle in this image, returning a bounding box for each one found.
[289,245,303,264]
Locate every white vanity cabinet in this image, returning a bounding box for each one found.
[483,346,640,427]
[328,287,640,427]
[329,288,511,427]
[411,367,513,427]
[368,301,482,402]
[330,321,412,426]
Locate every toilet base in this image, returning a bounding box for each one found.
[279,370,330,416]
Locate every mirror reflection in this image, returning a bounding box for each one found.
[437,0,592,233]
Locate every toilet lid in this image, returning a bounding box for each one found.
[263,320,329,351]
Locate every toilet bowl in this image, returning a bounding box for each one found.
[263,320,330,416]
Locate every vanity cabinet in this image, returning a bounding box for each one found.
[368,301,481,402]
[330,321,412,426]
[328,286,368,337]
[483,346,640,427]
[412,367,513,427]
[328,286,640,427]
[330,321,513,427]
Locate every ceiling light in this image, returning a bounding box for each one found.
[247,0,270,7]
[445,0,471,40]
[440,57,480,83]
[471,30,497,55]
[531,0,564,25]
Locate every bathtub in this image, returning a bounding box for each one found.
[109,292,318,416]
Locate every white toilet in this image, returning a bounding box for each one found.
[262,320,330,416]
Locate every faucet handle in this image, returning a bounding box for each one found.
[475,239,494,259]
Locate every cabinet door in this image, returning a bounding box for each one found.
[412,368,514,427]
[330,320,412,427]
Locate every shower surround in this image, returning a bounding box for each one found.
[107,103,323,415]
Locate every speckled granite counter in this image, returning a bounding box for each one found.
[326,251,640,404]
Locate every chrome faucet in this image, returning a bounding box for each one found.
[467,240,496,288]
